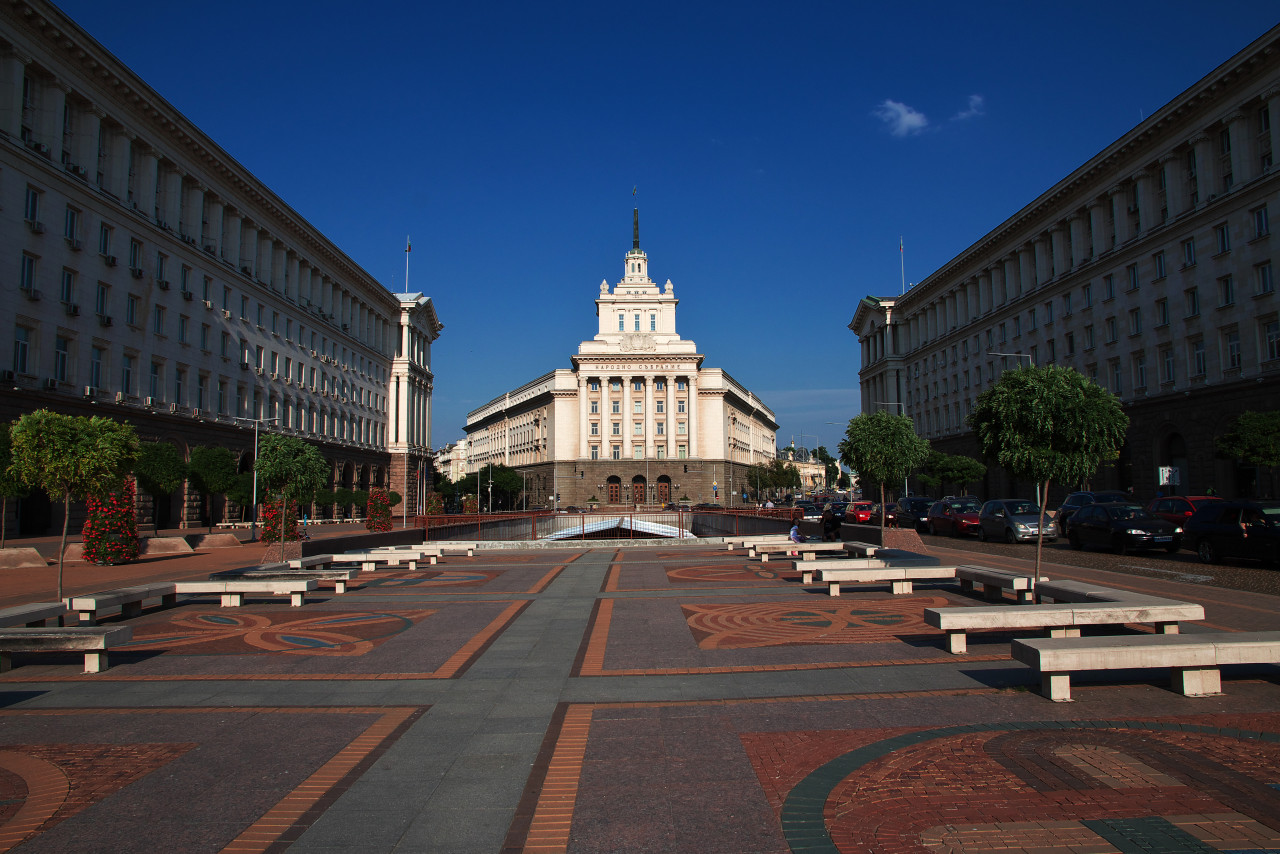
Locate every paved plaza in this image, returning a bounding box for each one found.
[1,535,1279,853]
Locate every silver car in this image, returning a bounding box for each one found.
[978,499,1058,543]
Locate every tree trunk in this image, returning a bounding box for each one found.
[278,492,289,563]
[57,490,71,607]
[1034,478,1050,580]
[879,482,886,545]
[1,496,6,549]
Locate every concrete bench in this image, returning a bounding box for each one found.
[337,549,441,572]
[750,542,850,562]
[1011,631,1280,702]
[172,580,316,607]
[289,555,334,570]
[212,565,358,594]
[725,535,791,551]
[817,565,958,596]
[66,584,178,625]
[924,599,1205,655]
[793,555,941,585]
[956,565,1041,604]
[0,626,132,673]
[0,602,69,628]
[430,542,477,557]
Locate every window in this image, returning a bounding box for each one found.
[128,238,142,270]
[1105,317,1117,343]
[677,399,686,414]
[1043,301,1054,325]
[617,314,624,331]
[1155,298,1169,327]
[1084,325,1095,350]
[1223,328,1242,370]
[590,422,598,435]
[196,374,207,409]
[222,286,231,311]
[611,423,620,436]
[240,295,248,319]
[1110,360,1122,394]
[1103,275,1116,301]
[64,206,79,241]
[611,400,620,414]
[1126,264,1139,291]
[149,362,161,398]
[11,327,30,374]
[90,346,103,387]
[1133,352,1146,389]
[121,354,134,394]
[676,380,686,390]
[677,421,687,435]
[98,223,112,256]
[1161,347,1176,384]
[590,446,599,460]
[649,313,656,331]
[611,380,620,391]
[1082,282,1093,307]
[256,304,264,326]
[589,381,599,392]
[1258,262,1275,295]
[655,400,664,413]
[1065,331,1076,355]
[1185,287,1200,317]
[1253,205,1270,239]
[1191,339,1207,376]
[178,315,188,343]
[998,322,1007,343]
[656,421,665,435]
[1215,222,1230,254]
[1128,308,1142,336]
[633,421,642,436]
[589,400,598,414]
[1013,316,1021,338]
[632,380,643,392]
[1150,251,1165,281]
[23,185,40,222]
[152,304,165,335]
[1182,238,1196,267]
[633,447,642,459]
[655,380,665,391]
[20,253,37,292]
[611,446,621,460]
[1218,276,1235,307]
[633,400,642,414]
[1264,318,1280,362]
[656,446,665,459]
[633,313,640,331]
[60,269,74,304]
[126,294,139,325]
[200,323,210,350]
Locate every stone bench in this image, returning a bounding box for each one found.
[1011,631,1280,702]
[724,535,791,551]
[750,542,850,562]
[337,549,441,572]
[0,626,132,673]
[211,564,357,594]
[0,602,69,628]
[66,584,178,625]
[956,565,1041,604]
[172,580,316,607]
[924,599,1205,655]
[817,565,958,596]
[793,555,941,585]
[430,542,477,557]
[290,555,334,570]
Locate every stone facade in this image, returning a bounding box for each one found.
[850,23,1280,502]
[0,1,440,532]
[465,211,778,508]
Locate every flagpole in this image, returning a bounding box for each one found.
[404,235,411,294]
[899,236,906,295]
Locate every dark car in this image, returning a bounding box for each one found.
[1145,495,1224,526]
[1183,499,1280,565]
[868,503,896,527]
[895,497,935,532]
[925,496,983,536]
[1055,490,1138,535]
[1066,502,1182,554]
[978,499,1057,543]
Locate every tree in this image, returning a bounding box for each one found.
[254,435,328,562]
[944,455,987,495]
[814,446,838,490]
[967,364,1128,576]
[227,472,255,520]
[1217,409,1280,497]
[135,441,188,525]
[187,445,238,532]
[0,423,28,549]
[838,411,930,540]
[8,410,139,601]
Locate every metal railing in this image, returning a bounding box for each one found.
[416,507,794,542]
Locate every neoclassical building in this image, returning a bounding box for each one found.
[465,211,778,507]
[851,22,1280,501]
[1,0,441,531]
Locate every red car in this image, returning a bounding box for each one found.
[847,501,875,523]
[925,496,983,536]
[1145,495,1223,525]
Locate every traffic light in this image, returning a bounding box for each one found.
[683,464,688,473]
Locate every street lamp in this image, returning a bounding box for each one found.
[232,415,280,541]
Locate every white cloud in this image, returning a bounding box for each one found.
[873,100,929,137]
[953,94,985,121]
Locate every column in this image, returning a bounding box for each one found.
[256,233,273,284]
[73,105,101,178]
[687,374,699,459]
[991,263,1006,306]
[1110,187,1131,246]
[0,49,28,138]
[35,78,65,158]
[206,198,225,257]
[1161,154,1187,219]
[1134,169,1155,236]
[160,167,182,231]
[1226,111,1250,186]
[644,374,655,458]
[182,182,205,243]
[272,243,287,292]
[1190,134,1215,205]
[1267,89,1280,172]
[664,376,674,460]
[1032,237,1049,286]
[222,211,242,268]
[621,376,633,459]
[134,147,159,221]
[1049,227,1067,281]
[106,125,131,200]
[1067,216,1084,269]
[577,376,589,458]
[1087,200,1107,258]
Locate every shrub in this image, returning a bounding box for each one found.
[261,500,300,543]
[365,487,392,532]
[82,478,140,565]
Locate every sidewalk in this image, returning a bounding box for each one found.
[0,539,1277,852]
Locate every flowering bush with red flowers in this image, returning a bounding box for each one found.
[365,487,392,532]
[462,494,479,514]
[424,492,444,515]
[261,499,300,543]
[81,478,140,565]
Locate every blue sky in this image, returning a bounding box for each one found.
[53,1,1280,455]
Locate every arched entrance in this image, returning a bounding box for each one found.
[632,475,647,506]
[606,476,622,504]
[657,475,672,505]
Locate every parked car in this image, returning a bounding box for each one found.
[895,497,935,532]
[978,499,1057,543]
[868,503,896,527]
[1055,490,1138,535]
[925,496,983,536]
[1183,499,1280,565]
[1145,495,1224,525]
[1066,502,1182,554]
[845,501,875,523]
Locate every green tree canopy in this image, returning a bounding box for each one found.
[187,445,237,531]
[1217,409,1280,498]
[838,411,930,537]
[967,364,1128,573]
[8,410,139,600]
[455,464,524,510]
[255,435,328,559]
[135,441,188,498]
[0,422,28,548]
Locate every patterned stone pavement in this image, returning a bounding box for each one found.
[0,539,1277,852]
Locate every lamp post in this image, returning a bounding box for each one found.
[232,415,280,542]
[487,463,494,513]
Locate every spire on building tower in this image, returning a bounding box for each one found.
[633,206,640,251]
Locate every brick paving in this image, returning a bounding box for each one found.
[0,534,1277,852]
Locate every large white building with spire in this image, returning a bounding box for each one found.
[464,211,778,508]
